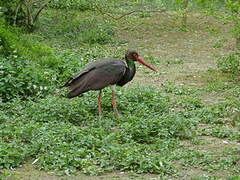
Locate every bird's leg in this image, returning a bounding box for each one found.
[98,90,103,117]
[111,85,120,119]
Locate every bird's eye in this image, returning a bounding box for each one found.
[132,53,138,58]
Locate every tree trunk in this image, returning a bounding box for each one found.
[4,0,53,32]
[33,0,53,23]
[24,0,34,31]
[13,2,22,26]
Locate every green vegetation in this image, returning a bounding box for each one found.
[217,53,240,74]
[1,0,240,179]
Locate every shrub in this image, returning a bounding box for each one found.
[0,55,56,101]
[0,22,56,60]
[0,23,85,101]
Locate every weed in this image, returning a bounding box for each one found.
[0,22,55,60]
[37,13,115,46]
[212,39,226,48]
[79,19,115,44]
[165,58,188,65]
[0,142,27,169]
[217,53,240,74]
[162,81,195,95]
[0,87,195,175]
[50,0,92,11]
[0,55,55,101]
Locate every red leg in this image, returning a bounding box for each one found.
[98,90,102,117]
[111,85,120,119]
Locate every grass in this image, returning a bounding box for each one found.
[1,6,240,180]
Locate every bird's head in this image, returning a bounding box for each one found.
[125,50,158,72]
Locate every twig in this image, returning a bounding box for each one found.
[13,0,24,26]
[24,0,33,27]
[33,0,53,23]
[95,7,168,21]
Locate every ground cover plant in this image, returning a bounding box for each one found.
[1,0,240,179]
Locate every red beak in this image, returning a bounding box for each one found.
[136,57,158,72]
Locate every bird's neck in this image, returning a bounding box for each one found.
[126,58,136,74]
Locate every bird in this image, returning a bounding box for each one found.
[62,50,158,118]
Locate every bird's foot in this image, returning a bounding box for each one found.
[113,107,120,120]
[98,113,103,120]
[97,108,103,118]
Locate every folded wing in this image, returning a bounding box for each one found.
[63,59,126,98]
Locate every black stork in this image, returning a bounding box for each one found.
[62,50,158,118]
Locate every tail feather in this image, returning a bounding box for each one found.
[62,70,92,98]
[67,87,88,98]
[60,78,73,88]
[66,79,89,98]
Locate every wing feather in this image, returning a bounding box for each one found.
[64,59,127,98]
